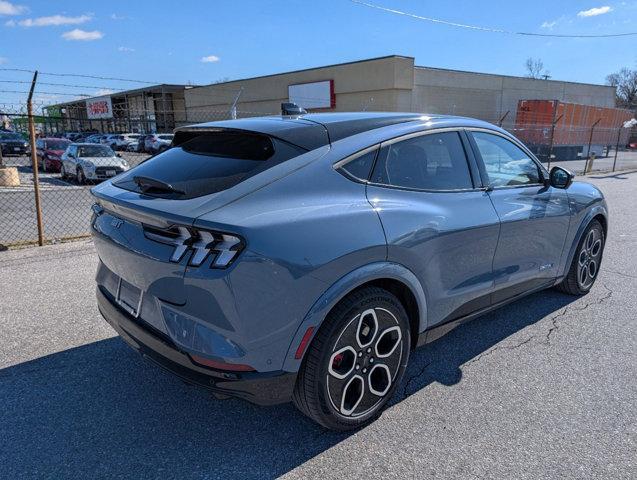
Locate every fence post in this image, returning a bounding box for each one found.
[229,87,243,120]
[498,111,509,127]
[27,71,45,246]
[546,114,563,170]
[612,127,622,172]
[584,118,602,174]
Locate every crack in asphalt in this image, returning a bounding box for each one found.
[397,283,615,400]
[401,361,433,398]
[605,269,637,279]
[543,283,613,345]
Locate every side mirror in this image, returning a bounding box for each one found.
[116,153,122,158]
[549,166,574,189]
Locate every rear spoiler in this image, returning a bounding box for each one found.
[173,117,330,151]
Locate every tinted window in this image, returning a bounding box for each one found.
[77,145,115,157]
[46,140,70,150]
[339,149,377,181]
[114,131,307,199]
[1,133,22,140]
[472,132,541,187]
[371,132,473,190]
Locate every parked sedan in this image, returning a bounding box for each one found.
[0,131,29,156]
[61,143,129,184]
[35,138,71,172]
[91,112,607,430]
[104,133,141,151]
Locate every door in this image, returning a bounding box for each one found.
[365,129,501,327]
[468,130,571,303]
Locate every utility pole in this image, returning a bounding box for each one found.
[27,70,45,246]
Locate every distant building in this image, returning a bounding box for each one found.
[184,55,617,124]
[46,84,189,133]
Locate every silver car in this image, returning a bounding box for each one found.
[61,143,129,184]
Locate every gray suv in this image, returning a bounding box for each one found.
[91,112,607,430]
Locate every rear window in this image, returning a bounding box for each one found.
[46,140,71,150]
[78,145,115,157]
[113,130,307,199]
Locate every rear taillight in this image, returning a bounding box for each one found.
[143,224,244,269]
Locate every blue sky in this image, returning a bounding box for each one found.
[0,0,635,106]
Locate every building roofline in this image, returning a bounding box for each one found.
[414,64,613,89]
[188,55,415,91]
[46,83,192,109]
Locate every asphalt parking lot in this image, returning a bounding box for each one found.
[1,170,636,479]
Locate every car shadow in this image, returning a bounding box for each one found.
[0,289,577,479]
[587,169,637,180]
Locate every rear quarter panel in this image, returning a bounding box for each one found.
[186,159,388,371]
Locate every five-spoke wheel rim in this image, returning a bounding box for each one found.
[326,307,403,418]
[578,228,603,289]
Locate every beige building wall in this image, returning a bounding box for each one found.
[413,66,616,123]
[184,56,416,121]
[184,56,616,126]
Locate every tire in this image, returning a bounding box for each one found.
[77,167,86,185]
[556,219,605,295]
[293,286,411,431]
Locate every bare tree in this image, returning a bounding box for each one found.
[525,57,547,79]
[606,68,637,110]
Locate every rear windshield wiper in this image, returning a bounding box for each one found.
[133,176,185,195]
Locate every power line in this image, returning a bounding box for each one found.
[0,68,161,84]
[350,0,637,38]
[0,89,90,97]
[0,79,127,91]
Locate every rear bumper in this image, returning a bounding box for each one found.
[96,286,296,405]
[1,144,27,155]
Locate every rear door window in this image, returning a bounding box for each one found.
[113,130,307,199]
[371,131,474,191]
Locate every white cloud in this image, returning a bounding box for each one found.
[118,46,135,52]
[541,20,557,29]
[62,29,103,41]
[8,14,92,27]
[0,1,27,15]
[201,55,220,63]
[110,13,127,20]
[94,88,115,97]
[0,56,7,64]
[577,6,612,17]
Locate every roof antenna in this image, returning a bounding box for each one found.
[281,103,307,116]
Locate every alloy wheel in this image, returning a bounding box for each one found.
[326,307,404,418]
[577,227,603,289]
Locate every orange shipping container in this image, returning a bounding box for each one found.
[515,100,633,147]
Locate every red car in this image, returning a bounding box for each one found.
[35,138,71,172]
[628,142,637,150]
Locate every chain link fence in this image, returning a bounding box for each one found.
[1,100,636,250]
